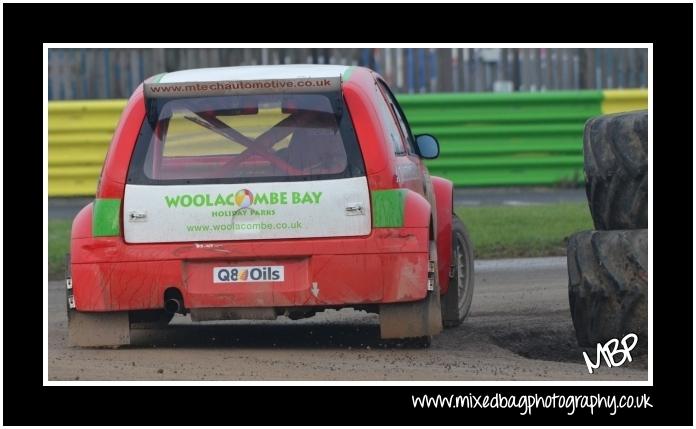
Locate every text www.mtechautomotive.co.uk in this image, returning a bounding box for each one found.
[186,221,303,232]
[148,78,334,94]
[412,393,652,415]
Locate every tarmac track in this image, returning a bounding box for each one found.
[47,257,647,381]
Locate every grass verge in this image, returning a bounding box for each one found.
[48,219,72,280]
[455,202,593,259]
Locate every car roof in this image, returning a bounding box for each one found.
[157,64,353,84]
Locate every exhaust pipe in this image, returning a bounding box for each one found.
[164,298,182,314]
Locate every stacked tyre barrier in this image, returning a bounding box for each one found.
[567,110,648,353]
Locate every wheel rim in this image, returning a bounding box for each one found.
[454,235,470,315]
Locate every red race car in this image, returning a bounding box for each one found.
[66,65,474,347]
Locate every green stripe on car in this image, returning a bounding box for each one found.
[93,198,121,236]
[371,189,406,227]
[342,66,356,82]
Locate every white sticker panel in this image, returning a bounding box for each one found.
[123,177,371,243]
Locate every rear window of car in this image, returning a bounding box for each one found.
[127,92,365,185]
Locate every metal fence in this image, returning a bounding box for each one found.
[48,48,648,100]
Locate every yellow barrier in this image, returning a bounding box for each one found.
[601,89,648,114]
[48,100,126,196]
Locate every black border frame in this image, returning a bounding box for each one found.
[6,2,692,426]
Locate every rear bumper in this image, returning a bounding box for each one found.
[70,228,429,312]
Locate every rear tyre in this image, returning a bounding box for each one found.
[583,110,648,230]
[379,241,443,345]
[567,230,648,352]
[442,215,475,327]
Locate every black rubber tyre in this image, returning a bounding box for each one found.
[583,110,648,230]
[442,215,475,328]
[567,230,648,352]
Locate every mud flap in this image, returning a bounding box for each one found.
[379,291,443,339]
[68,311,131,347]
[379,241,443,339]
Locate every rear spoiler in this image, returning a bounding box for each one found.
[144,76,342,98]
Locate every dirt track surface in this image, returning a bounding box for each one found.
[47,257,648,381]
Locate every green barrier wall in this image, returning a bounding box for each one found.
[399,89,647,186]
[47,90,647,196]
[399,91,603,186]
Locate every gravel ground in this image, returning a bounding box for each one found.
[47,257,647,381]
